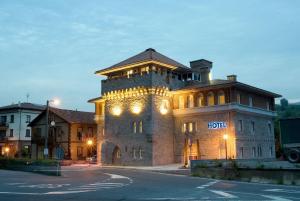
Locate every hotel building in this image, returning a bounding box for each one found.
[89,48,281,166]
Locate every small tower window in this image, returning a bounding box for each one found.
[207,92,215,106]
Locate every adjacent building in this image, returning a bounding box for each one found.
[30,107,97,160]
[0,103,44,157]
[89,48,281,166]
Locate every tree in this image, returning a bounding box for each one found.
[280,98,289,110]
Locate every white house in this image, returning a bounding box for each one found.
[0,103,44,157]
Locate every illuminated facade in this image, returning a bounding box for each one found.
[89,48,281,166]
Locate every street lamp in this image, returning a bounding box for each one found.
[223,134,228,160]
[44,99,60,159]
[87,139,93,158]
[4,147,9,157]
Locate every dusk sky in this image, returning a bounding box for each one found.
[0,0,299,111]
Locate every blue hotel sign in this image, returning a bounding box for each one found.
[208,122,227,129]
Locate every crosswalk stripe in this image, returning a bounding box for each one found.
[210,190,237,198]
[262,195,293,201]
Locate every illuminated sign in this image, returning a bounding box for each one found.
[208,122,227,129]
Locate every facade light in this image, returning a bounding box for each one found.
[87,139,93,146]
[4,147,9,153]
[160,100,169,115]
[223,134,228,140]
[131,104,142,114]
[112,106,122,116]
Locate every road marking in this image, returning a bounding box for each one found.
[18,184,70,189]
[196,180,219,189]
[210,190,237,198]
[264,189,300,194]
[142,197,195,200]
[6,183,26,185]
[262,195,293,201]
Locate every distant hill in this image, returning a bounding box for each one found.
[291,102,300,105]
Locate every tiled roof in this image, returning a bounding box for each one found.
[49,108,95,124]
[95,48,190,75]
[0,102,45,111]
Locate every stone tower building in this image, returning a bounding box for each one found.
[89,48,281,166]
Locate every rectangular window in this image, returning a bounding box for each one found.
[77,146,83,158]
[239,147,244,158]
[1,116,7,123]
[270,146,273,157]
[252,147,256,158]
[77,127,83,141]
[249,96,253,107]
[257,146,262,157]
[88,127,93,137]
[268,122,272,135]
[9,129,13,137]
[139,121,143,133]
[251,121,255,134]
[238,120,243,132]
[10,115,14,123]
[25,129,31,137]
[237,93,241,104]
[139,148,143,159]
[133,148,136,159]
[26,115,31,123]
[188,122,193,132]
[266,102,270,111]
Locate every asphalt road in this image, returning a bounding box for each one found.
[0,166,300,201]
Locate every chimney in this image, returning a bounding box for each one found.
[190,59,212,83]
[227,75,237,81]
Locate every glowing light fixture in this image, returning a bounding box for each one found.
[160,100,169,115]
[87,139,93,146]
[131,104,142,114]
[112,106,122,116]
[223,134,228,140]
[4,147,9,153]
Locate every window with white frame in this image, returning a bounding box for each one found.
[268,122,272,135]
[266,101,270,111]
[188,122,193,132]
[26,115,31,123]
[139,147,143,159]
[257,146,262,157]
[270,146,273,157]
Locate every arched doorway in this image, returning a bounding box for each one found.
[112,146,121,165]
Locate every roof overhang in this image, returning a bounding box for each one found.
[95,60,189,76]
[88,97,105,103]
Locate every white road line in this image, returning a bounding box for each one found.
[210,190,237,198]
[262,195,293,201]
[196,180,219,189]
[264,189,300,194]
[142,197,195,200]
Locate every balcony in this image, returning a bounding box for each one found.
[173,103,277,117]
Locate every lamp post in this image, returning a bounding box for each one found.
[223,134,228,160]
[44,99,60,159]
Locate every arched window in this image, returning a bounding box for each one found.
[133,122,137,133]
[218,91,225,105]
[139,121,143,133]
[187,94,194,108]
[207,92,215,106]
[179,96,184,109]
[197,93,204,107]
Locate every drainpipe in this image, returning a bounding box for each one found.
[18,102,22,158]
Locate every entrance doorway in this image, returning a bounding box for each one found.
[112,146,121,165]
[184,139,200,166]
